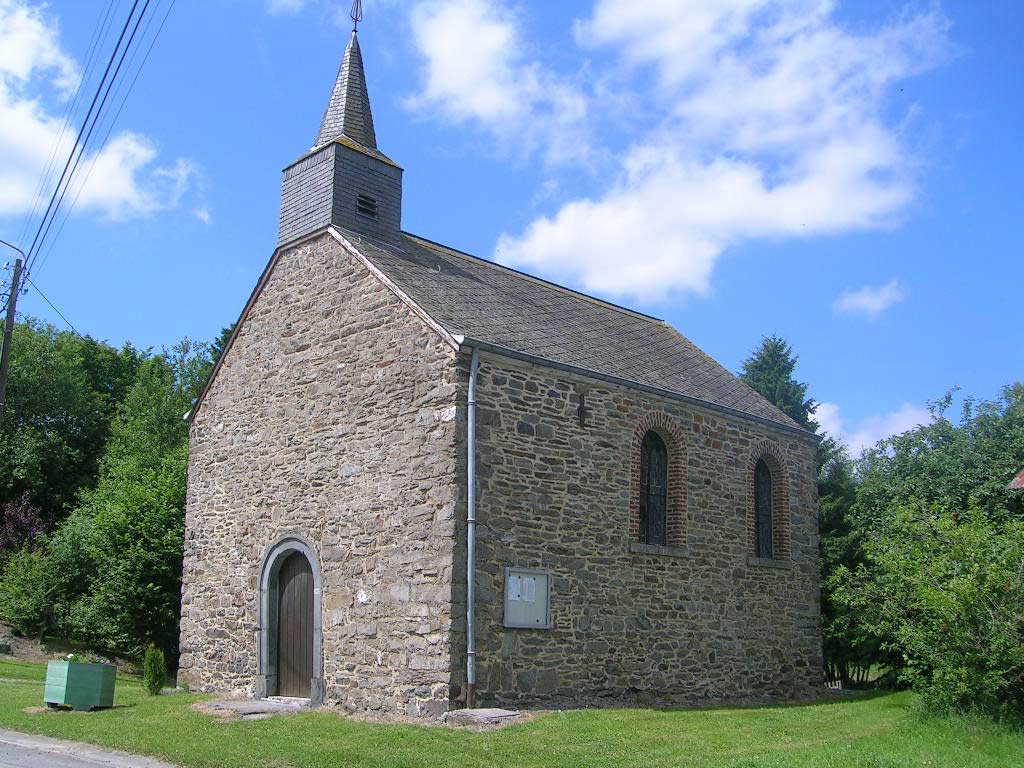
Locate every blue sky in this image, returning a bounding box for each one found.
[0,0,1021,453]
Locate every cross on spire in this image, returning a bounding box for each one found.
[350,0,362,31]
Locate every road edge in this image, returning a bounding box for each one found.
[0,728,178,767]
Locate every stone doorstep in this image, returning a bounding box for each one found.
[199,697,310,721]
[442,708,521,727]
[265,696,311,708]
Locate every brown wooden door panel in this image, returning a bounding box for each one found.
[277,552,313,697]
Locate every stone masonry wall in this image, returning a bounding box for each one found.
[460,351,822,708]
[179,231,460,717]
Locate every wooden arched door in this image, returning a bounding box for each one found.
[276,551,314,697]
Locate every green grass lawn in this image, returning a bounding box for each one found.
[0,660,1019,768]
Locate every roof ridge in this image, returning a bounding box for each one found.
[401,231,666,325]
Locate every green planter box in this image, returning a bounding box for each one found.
[44,660,116,711]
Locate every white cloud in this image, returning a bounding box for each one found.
[814,401,932,456]
[192,207,212,225]
[0,0,77,93]
[407,0,588,163]
[0,1,194,222]
[58,136,197,221]
[488,0,949,301]
[834,278,906,318]
[266,0,308,15]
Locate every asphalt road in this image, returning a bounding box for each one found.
[0,730,175,768]
[0,741,112,767]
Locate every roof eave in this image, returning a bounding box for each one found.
[456,335,822,444]
[283,137,402,173]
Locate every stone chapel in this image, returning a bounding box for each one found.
[178,24,823,717]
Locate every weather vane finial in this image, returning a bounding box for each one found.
[350,0,363,31]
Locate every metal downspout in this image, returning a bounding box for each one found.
[465,346,480,708]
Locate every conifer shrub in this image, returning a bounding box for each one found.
[143,644,166,696]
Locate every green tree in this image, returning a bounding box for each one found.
[740,335,818,431]
[143,644,167,696]
[834,506,1024,719]
[0,319,141,526]
[65,341,208,659]
[739,335,868,682]
[831,383,1024,714]
[855,386,1024,526]
[0,548,50,638]
[817,435,887,684]
[208,323,235,369]
[0,337,213,660]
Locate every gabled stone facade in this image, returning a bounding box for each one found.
[179,233,461,716]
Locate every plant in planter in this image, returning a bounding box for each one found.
[44,653,116,711]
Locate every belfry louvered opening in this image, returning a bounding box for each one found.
[356,193,378,219]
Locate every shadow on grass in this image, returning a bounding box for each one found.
[22,703,138,715]
[505,687,899,719]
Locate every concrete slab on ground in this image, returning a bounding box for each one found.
[443,708,521,726]
[198,697,310,721]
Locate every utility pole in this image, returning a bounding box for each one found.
[0,238,26,424]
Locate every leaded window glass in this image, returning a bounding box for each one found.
[755,458,773,559]
[640,431,668,546]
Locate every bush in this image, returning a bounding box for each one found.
[834,507,1024,720]
[0,548,51,637]
[143,644,165,696]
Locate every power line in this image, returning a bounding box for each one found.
[26,0,156,278]
[15,0,121,250]
[1,0,177,368]
[31,0,178,283]
[23,0,144,276]
[32,0,178,282]
[20,274,82,338]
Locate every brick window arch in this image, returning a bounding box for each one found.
[630,414,687,548]
[747,439,791,560]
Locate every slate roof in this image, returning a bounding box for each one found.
[344,229,804,431]
[315,30,376,150]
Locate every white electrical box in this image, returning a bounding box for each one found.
[503,567,551,629]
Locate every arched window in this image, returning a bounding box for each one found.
[639,431,668,546]
[754,458,773,559]
[630,415,687,549]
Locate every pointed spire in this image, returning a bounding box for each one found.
[315,29,377,150]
